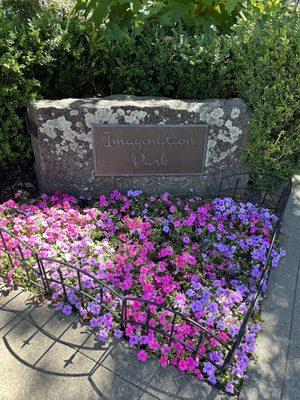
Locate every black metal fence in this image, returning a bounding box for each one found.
[0,159,38,203]
[217,172,292,218]
[0,171,292,392]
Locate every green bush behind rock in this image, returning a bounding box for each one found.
[0,2,299,178]
[232,10,300,177]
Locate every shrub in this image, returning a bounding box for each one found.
[0,2,73,166]
[231,8,300,177]
[34,23,233,99]
[0,9,39,166]
[97,27,233,99]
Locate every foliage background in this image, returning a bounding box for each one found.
[0,0,299,178]
[74,0,248,36]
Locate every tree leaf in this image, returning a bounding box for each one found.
[225,0,240,14]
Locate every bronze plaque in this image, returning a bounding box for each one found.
[92,124,208,176]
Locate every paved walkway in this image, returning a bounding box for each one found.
[240,173,300,400]
[0,288,229,400]
[0,174,299,400]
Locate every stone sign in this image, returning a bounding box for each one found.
[92,124,208,176]
[27,95,251,197]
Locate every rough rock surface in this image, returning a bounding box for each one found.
[28,95,251,197]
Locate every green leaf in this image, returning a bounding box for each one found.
[225,0,239,14]
[91,0,112,21]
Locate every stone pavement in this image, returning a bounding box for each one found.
[0,174,299,400]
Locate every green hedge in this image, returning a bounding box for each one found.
[232,11,300,177]
[0,10,38,164]
[0,2,299,177]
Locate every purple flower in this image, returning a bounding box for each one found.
[183,236,190,244]
[251,265,262,279]
[140,336,149,345]
[190,301,202,313]
[209,351,223,364]
[114,329,123,339]
[90,318,98,328]
[0,189,284,393]
[55,302,63,311]
[226,381,235,394]
[62,305,72,316]
[185,289,195,297]
[129,335,139,345]
[127,190,142,198]
[88,302,101,315]
[203,362,217,385]
[98,329,109,342]
[163,225,170,233]
[208,302,218,313]
[251,324,261,334]
[207,223,215,233]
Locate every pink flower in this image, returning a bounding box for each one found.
[5,269,15,285]
[219,332,229,341]
[186,357,198,371]
[175,293,186,309]
[160,354,168,368]
[148,338,159,351]
[170,205,176,213]
[178,359,188,371]
[181,252,196,266]
[125,324,134,337]
[118,233,127,242]
[210,338,221,347]
[12,259,21,267]
[137,350,148,362]
[99,195,108,207]
[5,199,17,208]
[195,369,204,381]
[158,247,174,258]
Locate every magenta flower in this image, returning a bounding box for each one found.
[158,247,174,258]
[178,359,188,371]
[137,350,148,362]
[160,354,168,368]
[219,332,229,341]
[183,236,190,244]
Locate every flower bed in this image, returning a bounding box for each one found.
[0,190,285,394]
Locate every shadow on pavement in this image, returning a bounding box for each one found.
[0,285,227,400]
